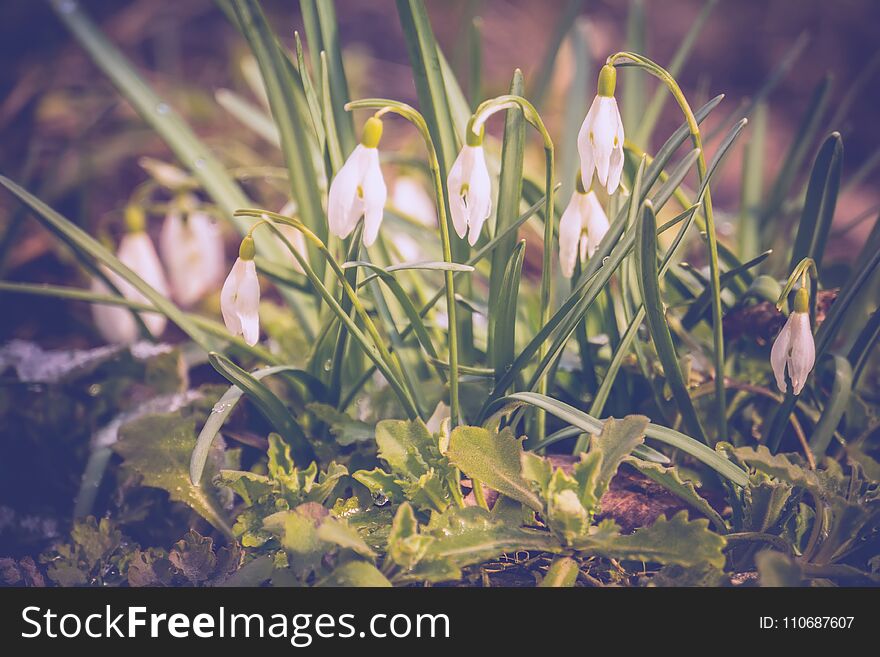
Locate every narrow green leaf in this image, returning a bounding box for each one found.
[492,241,526,381]
[808,355,852,458]
[790,132,843,273]
[637,202,707,443]
[190,365,323,485]
[502,392,749,486]
[208,352,316,466]
[299,0,356,152]
[487,69,526,354]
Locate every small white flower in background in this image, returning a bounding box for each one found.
[221,235,261,346]
[448,127,492,246]
[276,200,309,274]
[578,64,625,195]
[392,176,436,227]
[159,199,225,307]
[328,116,387,247]
[91,208,169,344]
[558,178,610,279]
[770,286,816,395]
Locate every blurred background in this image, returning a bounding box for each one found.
[1,0,879,345]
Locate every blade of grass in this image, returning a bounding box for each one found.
[789,132,843,274]
[208,353,315,466]
[299,0,355,152]
[190,364,323,484]
[487,70,526,358]
[503,392,748,486]
[492,241,526,382]
[808,355,852,458]
[637,202,708,443]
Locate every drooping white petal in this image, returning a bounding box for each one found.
[160,210,225,306]
[558,193,585,279]
[578,95,625,194]
[328,145,367,240]
[770,315,794,393]
[360,147,387,247]
[447,145,492,246]
[92,232,169,344]
[447,146,471,239]
[464,145,492,246]
[220,258,261,346]
[787,312,815,395]
[426,400,450,435]
[582,191,610,258]
[392,177,436,227]
[577,97,600,188]
[91,275,139,345]
[116,232,169,337]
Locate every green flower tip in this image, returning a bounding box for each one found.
[466,124,485,147]
[361,116,383,148]
[794,286,810,313]
[124,205,146,233]
[239,234,256,261]
[575,169,588,194]
[597,64,617,98]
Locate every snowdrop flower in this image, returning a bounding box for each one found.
[448,127,492,246]
[578,64,625,195]
[770,286,815,395]
[557,176,610,279]
[221,235,261,346]
[159,200,225,307]
[92,208,170,344]
[328,116,387,247]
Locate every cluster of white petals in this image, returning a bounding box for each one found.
[447,144,492,246]
[557,189,610,279]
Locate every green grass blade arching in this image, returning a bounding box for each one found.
[208,353,316,466]
[190,365,327,485]
[503,392,748,487]
[487,70,526,357]
[636,202,708,444]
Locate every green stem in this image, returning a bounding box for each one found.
[609,51,727,443]
[469,95,555,442]
[346,99,462,426]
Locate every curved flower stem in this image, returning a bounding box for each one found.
[345,99,462,425]
[238,211,420,420]
[608,51,728,443]
[470,95,555,442]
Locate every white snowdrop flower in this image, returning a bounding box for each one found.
[220,235,261,346]
[159,201,225,307]
[557,179,610,279]
[276,200,308,274]
[327,116,387,247]
[92,210,170,344]
[578,64,625,195]
[392,176,436,227]
[426,400,450,435]
[770,287,816,395]
[448,128,492,247]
